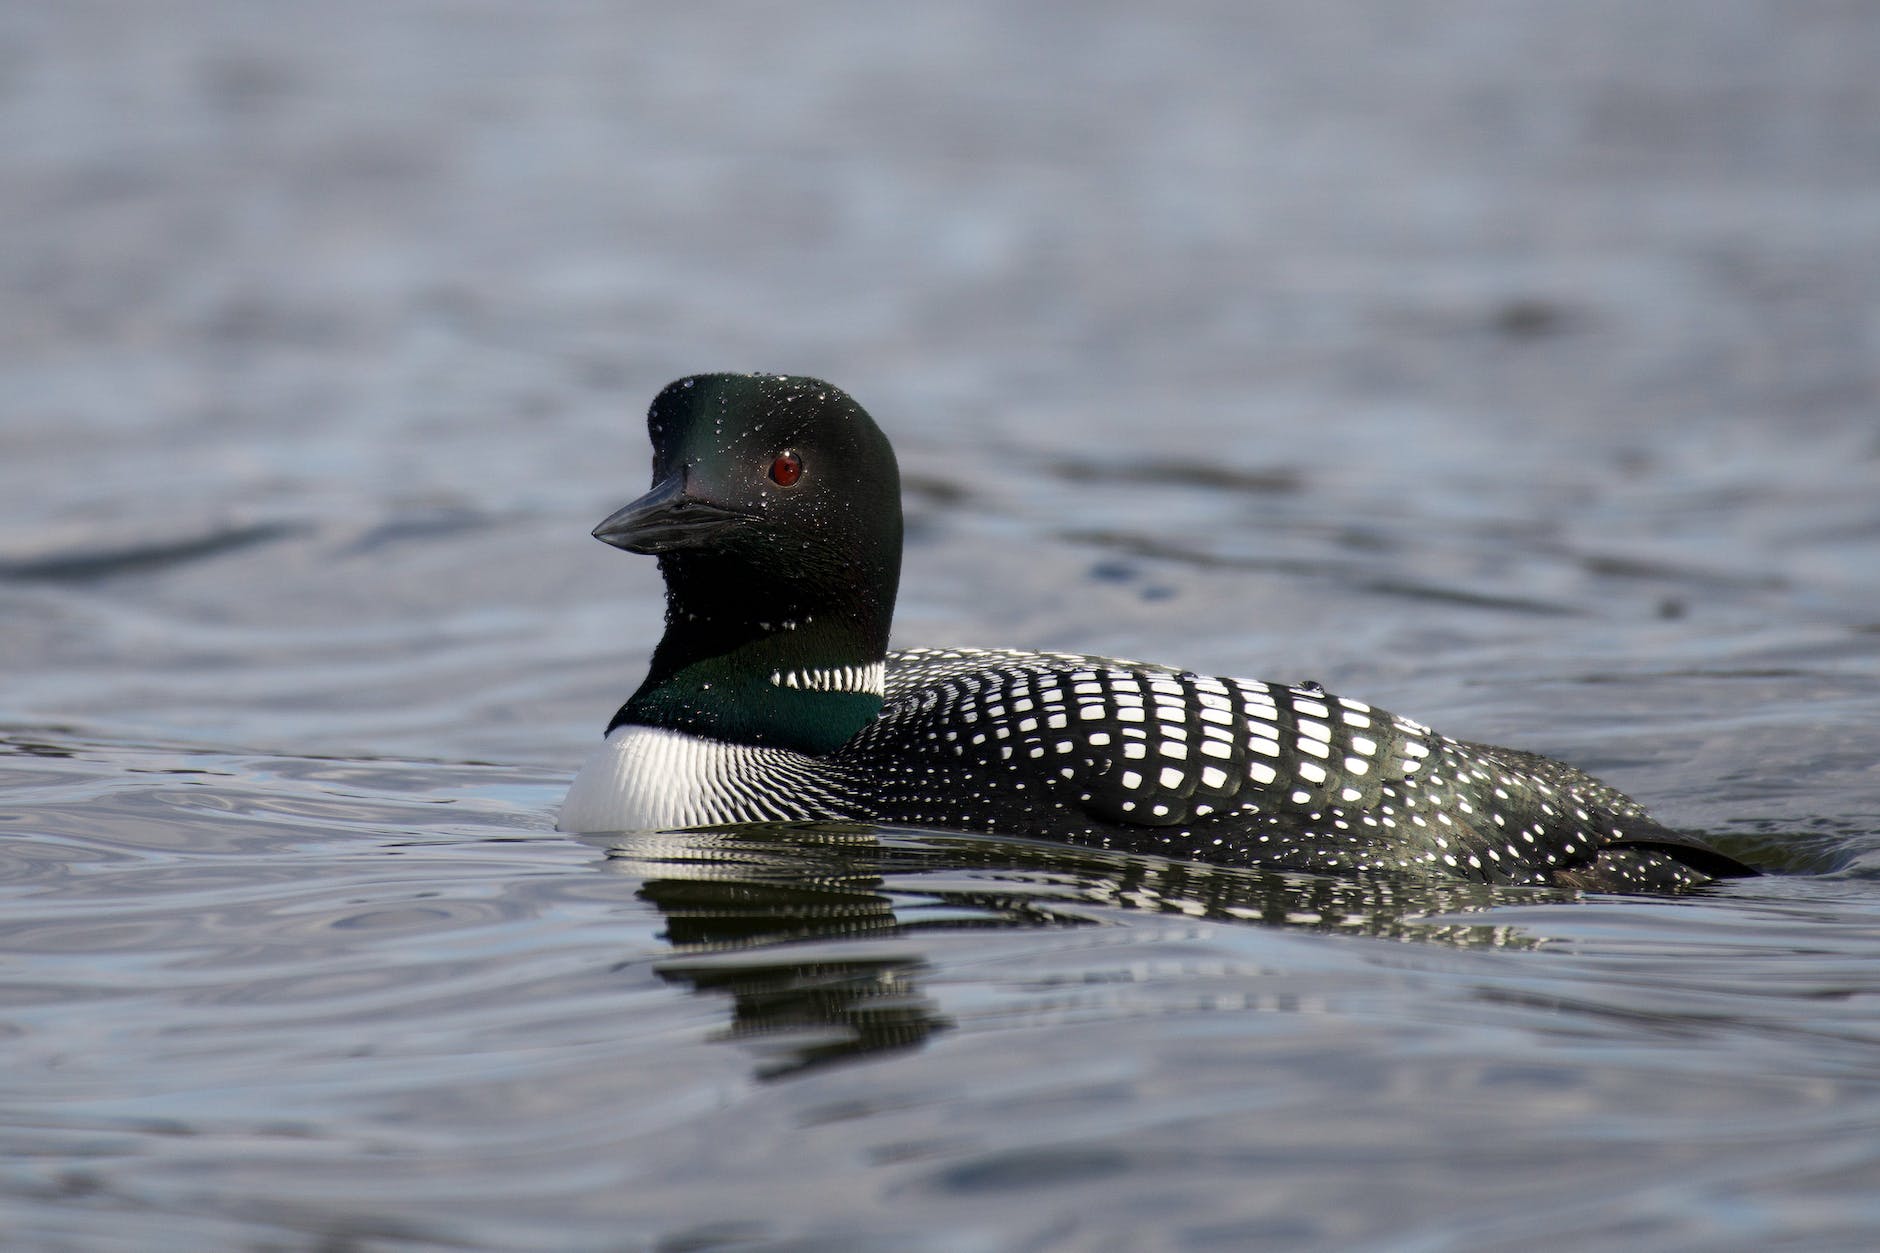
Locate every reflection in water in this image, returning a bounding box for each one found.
[656,953,943,1080]
[1,732,78,759]
[624,831,955,1077]
[593,825,1554,1077]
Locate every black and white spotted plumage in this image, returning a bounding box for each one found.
[823,648,1734,891]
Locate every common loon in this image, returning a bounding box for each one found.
[561,373,1755,892]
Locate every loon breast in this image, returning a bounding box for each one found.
[560,725,854,832]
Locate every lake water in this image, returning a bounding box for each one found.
[3,3,1877,1249]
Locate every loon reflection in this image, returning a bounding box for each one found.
[588,824,1556,1078]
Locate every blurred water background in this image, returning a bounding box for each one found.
[3,2,1878,1249]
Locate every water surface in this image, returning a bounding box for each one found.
[3,3,1878,1249]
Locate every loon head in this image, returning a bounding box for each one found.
[596,373,904,752]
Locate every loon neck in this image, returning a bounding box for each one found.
[611,552,892,754]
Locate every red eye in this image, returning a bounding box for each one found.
[768,451,803,486]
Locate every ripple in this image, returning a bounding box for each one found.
[0,519,309,583]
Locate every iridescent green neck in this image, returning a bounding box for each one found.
[610,552,892,753]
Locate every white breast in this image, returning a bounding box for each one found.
[557,724,848,832]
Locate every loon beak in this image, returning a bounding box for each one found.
[592,473,745,554]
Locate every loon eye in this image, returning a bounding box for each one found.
[768,451,803,487]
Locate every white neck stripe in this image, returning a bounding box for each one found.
[768,662,886,696]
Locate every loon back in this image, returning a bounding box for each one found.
[560,373,1757,893]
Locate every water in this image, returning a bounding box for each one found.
[4,2,1878,1249]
